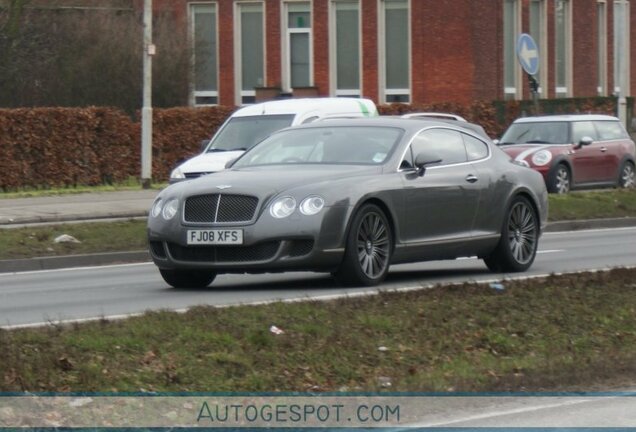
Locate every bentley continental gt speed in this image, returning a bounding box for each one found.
[147,117,548,288]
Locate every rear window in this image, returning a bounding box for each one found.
[207,114,295,152]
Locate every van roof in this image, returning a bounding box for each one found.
[232,97,378,117]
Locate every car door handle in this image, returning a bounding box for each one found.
[465,174,478,183]
[600,147,607,152]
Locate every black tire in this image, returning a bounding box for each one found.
[334,204,392,286]
[618,161,635,189]
[159,269,216,288]
[547,163,571,194]
[483,196,539,273]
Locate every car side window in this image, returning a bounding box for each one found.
[594,121,628,140]
[571,121,598,143]
[410,129,468,166]
[463,134,489,161]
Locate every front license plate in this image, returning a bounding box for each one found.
[187,229,243,245]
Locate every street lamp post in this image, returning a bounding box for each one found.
[141,0,154,189]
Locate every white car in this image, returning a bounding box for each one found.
[170,98,378,182]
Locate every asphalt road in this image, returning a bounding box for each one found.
[2,226,636,328]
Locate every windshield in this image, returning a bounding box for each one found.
[500,121,569,145]
[233,126,403,167]
[206,114,295,152]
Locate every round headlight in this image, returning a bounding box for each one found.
[299,196,325,215]
[270,197,296,219]
[150,198,163,218]
[531,150,552,166]
[170,167,185,180]
[162,198,179,220]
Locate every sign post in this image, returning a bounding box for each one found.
[516,33,540,115]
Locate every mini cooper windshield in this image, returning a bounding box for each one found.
[233,126,403,167]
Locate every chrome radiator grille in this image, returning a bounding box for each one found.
[184,194,259,223]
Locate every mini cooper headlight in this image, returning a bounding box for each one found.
[531,150,552,166]
[150,198,163,218]
[162,198,179,220]
[270,196,296,219]
[299,196,325,215]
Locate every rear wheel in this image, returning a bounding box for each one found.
[547,163,571,194]
[159,269,216,288]
[618,161,635,189]
[334,204,392,286]
[483,196,539,273]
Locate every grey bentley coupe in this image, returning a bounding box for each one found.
[148,117,548,288]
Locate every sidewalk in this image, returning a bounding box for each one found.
[1,189,636,273]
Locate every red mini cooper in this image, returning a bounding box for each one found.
[498,114,636,193]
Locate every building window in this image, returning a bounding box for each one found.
[236,2,264,105]
[380,0,410,103]
[330,1,361,96]
[284,1,312,91]
[503,0,520,100]
[191,3,218,106]
[529,0,547,96]
[613,0,630,96]
[598,1,608,95]
[554,0,572,97]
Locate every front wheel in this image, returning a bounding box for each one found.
[547,163,571,194]
[159,269,217,288]
[483,196,539,273]
[618,161,635,189]
[334,204,392,286]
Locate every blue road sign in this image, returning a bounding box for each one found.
[516,33,540,76]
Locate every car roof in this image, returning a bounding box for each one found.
[513,114,620,123]
[291,116,491,140]
[231,98,378,117]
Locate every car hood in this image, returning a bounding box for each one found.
[499,144,553,161]
[163,164,383,200]
[178,150,246,174]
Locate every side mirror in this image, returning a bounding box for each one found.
[414,151,442,177]
[200,139,211,152]
[575,136,594,149]
[225,158,238,169]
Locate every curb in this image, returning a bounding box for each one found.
[1,217,636,274]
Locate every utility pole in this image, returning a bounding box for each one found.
[141,0,154,189]
[615,0,629,127]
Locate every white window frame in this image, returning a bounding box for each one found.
[554,0,573,97]
[234,1,266,105]
[189,2,219,106]
[282,1,313,93]
[598,0,608,95]
[503,0,521,100]
[329,0,362,97]
[529,0,548,97]
[378,0,411,103]
[613,0,631,96]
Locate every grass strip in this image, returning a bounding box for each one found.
[1,268,636,392]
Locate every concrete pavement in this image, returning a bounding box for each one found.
[1,189,636,273]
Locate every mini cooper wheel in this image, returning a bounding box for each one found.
[547,163,571,194]
[334,204,392,286]
[618,161,635,189]
[160,269,217,288]
[483,196,539,273]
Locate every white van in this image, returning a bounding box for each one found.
[169,98,378,182]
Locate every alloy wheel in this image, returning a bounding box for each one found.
[621,163,635,188]
[356,212,390,279]
[507,201,538,265]
[555,166,570,194]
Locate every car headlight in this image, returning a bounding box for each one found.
[531,150,552,166]
[150,198,163,218]
[270,197,296,219]
[162,198,179,220]
[299,196,325,215]
[170,167,185,180]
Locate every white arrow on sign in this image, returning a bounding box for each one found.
[519,40,538,69]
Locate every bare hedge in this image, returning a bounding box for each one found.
[0,98,621,190]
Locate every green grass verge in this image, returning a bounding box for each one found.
[2,268,636,392]
[0,179,167,199]
[1,189,635,261]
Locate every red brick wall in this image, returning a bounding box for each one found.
[313,0,330,93]
[265,0,282,88]
[361,0,379,101]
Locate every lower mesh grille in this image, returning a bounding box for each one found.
[289,239,314,257]
[149,241,166,259]
[167,241,280,263]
